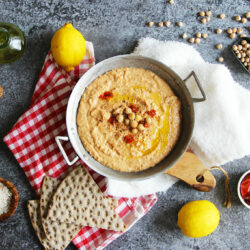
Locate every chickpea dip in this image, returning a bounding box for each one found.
[77,68,181,172]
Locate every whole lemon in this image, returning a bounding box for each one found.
[51,23,86,72]
[177,200,220,238]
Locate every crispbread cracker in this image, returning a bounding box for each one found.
[28,200,73,250]
[40,176,82,245]
[46,165,126,232]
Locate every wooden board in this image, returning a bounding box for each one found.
[165,152,216,192]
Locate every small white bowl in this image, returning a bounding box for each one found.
[237,169,250,209]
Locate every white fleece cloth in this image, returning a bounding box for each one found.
[106,37,250,198]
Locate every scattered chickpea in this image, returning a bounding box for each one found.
[240,34,246,38]
[241,40,247,45]
[182,33,187,39]
[201,33,208,38]
[189,37,195,43]
[195,38,201,44]
[241,18,247,23]
[128,113,135,120]
[206,11,211,17]
[164,21,171,27]
[199,11,205,17]
[232,44,237,51]
[219,14,225,19]
[236,27,243,34]
[130,120,138,128]
[177,21,183,27]
[116,114,124,123]
[235,15,241,21]
[206,16,210,22]
[169,0,174,4]
[135,115,142,122]
[132,128,138,134]
[125,107,132,114]
[216,28,222,34]
[229,33,236,39]
[146,117,151,124]
[138,124,145,131]
[158,22,163,27]
[246,12,250,18]
[196,32,201,38]
[217,57,224,62]
[232,27,237,33]
[125,119,130,125]
[148,21,154,27]
[201,18,207,24]
[227,28,233,34]
[216,43,223,50]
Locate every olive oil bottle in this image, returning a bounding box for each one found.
[0,23,25,64]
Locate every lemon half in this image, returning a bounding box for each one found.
[51,23,86,72]
[177,200,220,238]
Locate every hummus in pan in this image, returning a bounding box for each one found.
[77,68,181,172]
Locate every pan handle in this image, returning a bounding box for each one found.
[183,71,206,102]
[55,136,79,165]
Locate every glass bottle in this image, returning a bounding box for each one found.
[0,22,26,64]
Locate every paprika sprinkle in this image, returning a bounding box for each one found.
[124,134,134,143]
[99,91,113,100]
[147,109,156,117]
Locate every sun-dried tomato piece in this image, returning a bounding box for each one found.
[124,134,134,143]
[99,91,113,100]
[108,116,117,124]
[146,109,156,117]
[129,104,138,113]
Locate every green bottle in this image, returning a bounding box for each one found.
[0,23,25,64]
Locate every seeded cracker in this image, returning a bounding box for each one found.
[46,165,126,232]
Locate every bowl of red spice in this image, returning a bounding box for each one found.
[0,177,18,221]
[237,169,250,209]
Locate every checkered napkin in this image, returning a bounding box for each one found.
[4,42,157,249]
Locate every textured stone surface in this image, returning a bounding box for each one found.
[0,0,249,249]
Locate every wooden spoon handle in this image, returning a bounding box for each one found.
[165,152,216,192]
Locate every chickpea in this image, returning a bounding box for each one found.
[240,34,246,38]
[216,44,223,50]
[232,27,237,33]
[116,114,124,123]
[177,21,183,27]
[201,18,207,24]
[235,15,241,21]
[148,21,154,27]
[130,120,138,128]
[219,13,225,19]
[241,18,247,23]
[237,28,243,34]
[232,45,237,51]
[229,33,236,39]
[206,16,210,22]
[196,32,201,38]
[227,28,233,34]
[138,124,145,131]
[195,38,201,44]
[201,33,208,38]
[216,29,222,34]
[125,119,130,125]
[169,0,174,4]
[189,37,195,43]
[132,128,138,134]
[164,21,171,27]
[217,57,224,62]
[241,40,247,45]
[146,117,151,124]
[199,12,205,17]
[182,33,187,39]
[135,115,142,122]
[158,22,163,27]
[125,107,132,114]
[246,12,250,18]
[206,11,211,17]
[128,113,135,120]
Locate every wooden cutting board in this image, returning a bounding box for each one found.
[165,151,216,192]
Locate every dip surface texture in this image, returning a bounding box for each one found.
[77,68,181,172]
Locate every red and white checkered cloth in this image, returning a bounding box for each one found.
[4,42,158,250]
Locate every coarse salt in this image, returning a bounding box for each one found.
[0,183,12,214]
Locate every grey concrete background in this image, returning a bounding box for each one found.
[0,0,249,249]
